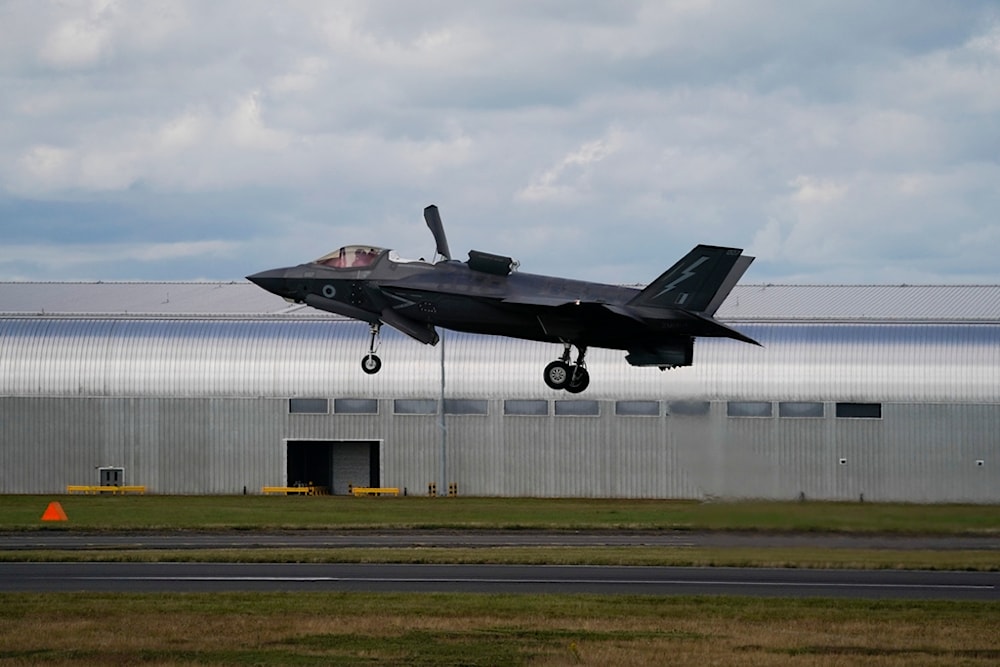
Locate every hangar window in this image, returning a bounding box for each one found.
[444,399,488,415]
[779,402,825,418]
[504,400,548,416]
[289,398,328,414]
[669,401,710,416]
[727,401,773,418]
[554,400,600,416]
[334,398,378,414]
[615,401,660,417]
[394,399,438,415]
[836,402,882,419]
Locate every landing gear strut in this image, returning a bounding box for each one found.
[543,344,590,393]
[361,322,382,374]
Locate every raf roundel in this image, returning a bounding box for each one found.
[322,285,336,299]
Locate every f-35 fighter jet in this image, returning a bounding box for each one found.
[248,205,758,393]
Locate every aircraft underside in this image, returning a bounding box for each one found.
[364,289,700,393]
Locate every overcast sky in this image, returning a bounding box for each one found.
[2,1,998,285]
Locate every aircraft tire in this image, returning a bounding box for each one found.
[361,354,382,375]
[564,366,590,394]
[543,360,571,389]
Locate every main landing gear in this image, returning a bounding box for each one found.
[361,322,382,374]
[543,344,590,393]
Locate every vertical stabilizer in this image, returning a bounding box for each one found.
[628,245,753,314]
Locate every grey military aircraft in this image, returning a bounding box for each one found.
[247,205,758,393]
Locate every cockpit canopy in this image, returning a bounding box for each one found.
[314,245,387,269]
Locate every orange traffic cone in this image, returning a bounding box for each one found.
[41,501,68,522]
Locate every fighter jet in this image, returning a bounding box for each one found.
[247,205,758,393]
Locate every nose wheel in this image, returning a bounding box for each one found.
[360,323,383,375]
[543,344,590,393]
[361,353,382,374]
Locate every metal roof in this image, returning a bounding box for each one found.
[2,318,997,402]
[3,283,998,402]
[721,284,1000,322]
[2,282,1000,321]
[0,282,304,317]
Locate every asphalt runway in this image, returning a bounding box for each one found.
[0,561,996,599]
[4,529,999,551]
[3,531,997,599]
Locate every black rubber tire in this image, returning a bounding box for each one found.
[361,354,382,375]
[543,360,571,389]
[564,366,590,393]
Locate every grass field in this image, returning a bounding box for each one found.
[4,546,999,571]
[2,496,998,665]
[1,593,998,666]
[4,495,998,570]
[5,495,1000,533]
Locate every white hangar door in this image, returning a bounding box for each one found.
[331,441,377,494]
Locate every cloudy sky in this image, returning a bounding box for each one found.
[2,1,999,285]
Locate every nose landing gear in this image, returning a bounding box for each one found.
[361,322,382,374]
[543,344,590,393]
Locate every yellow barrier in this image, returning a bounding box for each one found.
[261,486,327,495]
[66,485,146,495]
[351,487,400,497]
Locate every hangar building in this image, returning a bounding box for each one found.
[1,282,997,502]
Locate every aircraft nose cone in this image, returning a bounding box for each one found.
[246,268,290,296]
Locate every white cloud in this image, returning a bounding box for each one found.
[228,91,291,151]
[38,0,116,69]
[19,145,74,188]
[155,112,207,153]
[0,239,240,276]
[518,129,625,203]
[789,176,847,205]
[268,57,329,94]
[1,1,999,283]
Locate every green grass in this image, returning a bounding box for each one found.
[2,498,998,664]
[5,495,1000,533]
[4,496,998,571]
[2,546,998,570]
[0,593,997,666]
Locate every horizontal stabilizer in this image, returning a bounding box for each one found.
[629,245,753,314]
[685,312,761,346]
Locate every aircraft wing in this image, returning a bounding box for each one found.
[504,293,758,345]
[502,294,647,324]
[501,295,582,308]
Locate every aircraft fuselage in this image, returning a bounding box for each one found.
[247,205,757,391]
[251,256,702,351]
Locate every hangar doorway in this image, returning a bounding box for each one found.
[286,440,381,495]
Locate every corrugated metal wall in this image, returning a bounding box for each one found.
[1,317,998,500]
[3,319,999,402]
[2,396,995,501]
